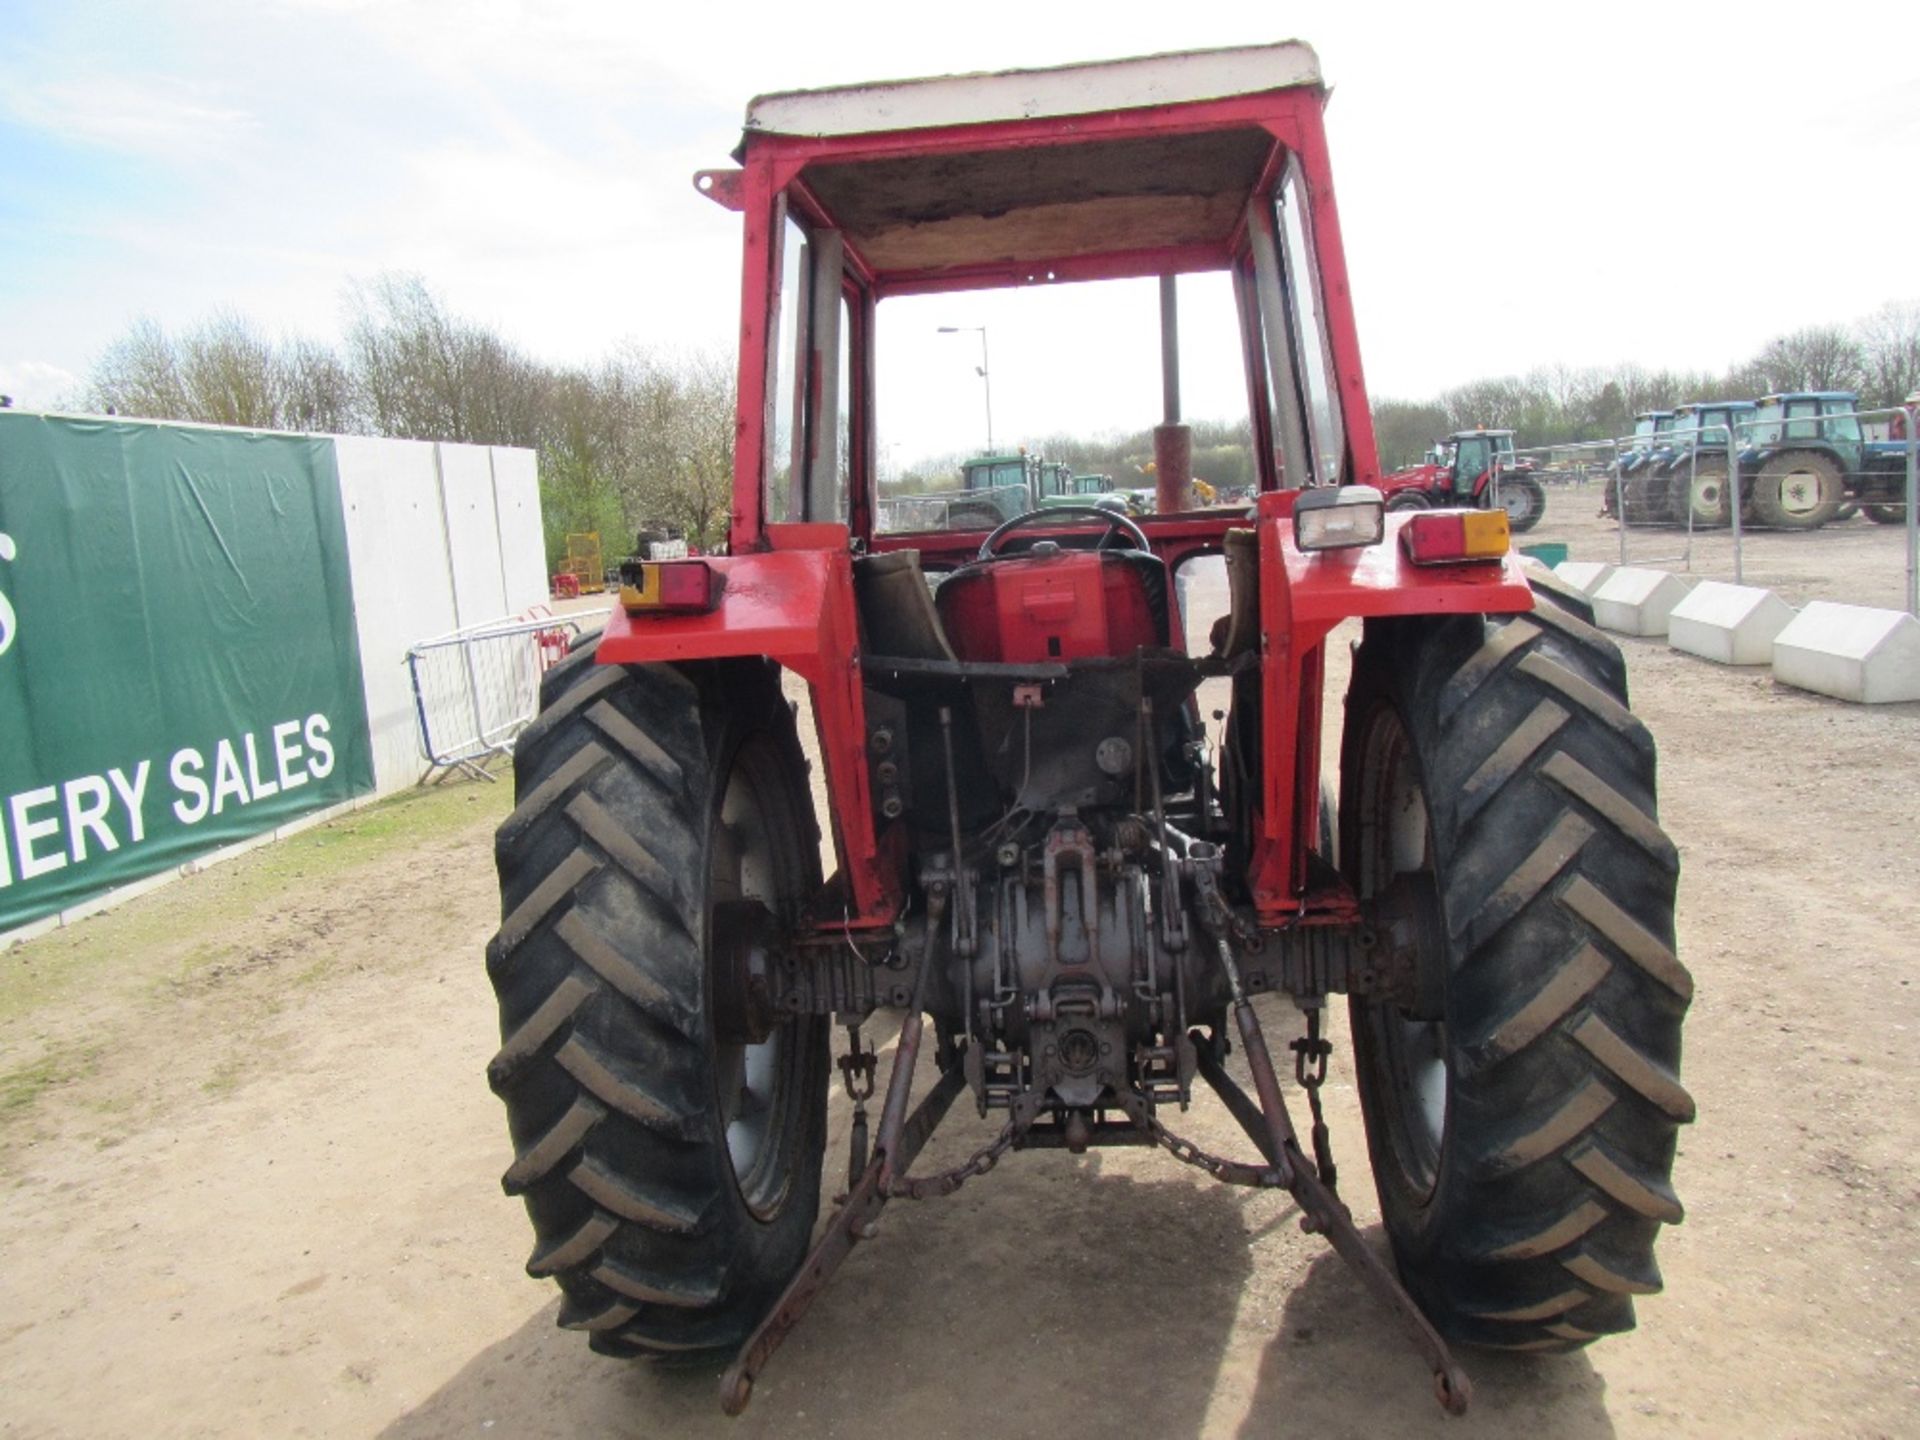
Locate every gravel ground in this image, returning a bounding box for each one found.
[1523,479,1916,613]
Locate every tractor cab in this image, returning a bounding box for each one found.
[1670,399,1756,449]
[1744,392,1863,450]
[1440,428,1513,499]
[962,453,1034,497]
[1032,460,1134,514]
[1623,409,1677,469]
[1633,410,1676,441]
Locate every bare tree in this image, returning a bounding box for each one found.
[1372,399,1451,469]
[1748,325,1867,395]
[100,273,1919,571]
[88,313,356,431]
[1439,376,1533,433]
[1856,300,1920,410]
[178,311,281,428]
[594,347,738,551]
[279,338,358,433]
[87,317,190,420]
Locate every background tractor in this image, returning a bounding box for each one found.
[1646,400,1755,528]
[1604,410,1675,523]
[1739,392,1851,529]
[485,42,1688,1417]
[1739,390,1899,529]
[883,453,1135,531]
[1379,428,1548,532]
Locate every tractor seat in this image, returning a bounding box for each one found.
[852,550,957,662]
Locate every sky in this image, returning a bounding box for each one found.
[2,0,1916,459]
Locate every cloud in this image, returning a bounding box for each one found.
[0,360,84,410]
[6,75,255,157]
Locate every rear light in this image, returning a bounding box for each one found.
[620,558,724,614]
[1293,484,1385,551]
[1400,508,1510,565]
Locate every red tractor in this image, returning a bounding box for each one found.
[1381,428,1548,532]
[486,43,1688,1416]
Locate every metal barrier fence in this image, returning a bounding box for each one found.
[877,494,960,532]
[1491,403,1916,616]
[406,609,581,780]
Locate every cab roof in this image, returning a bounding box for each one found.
[745,42,1322,138]
[737,43,1326,286]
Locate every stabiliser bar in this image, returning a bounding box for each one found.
[719,1058,968,1415]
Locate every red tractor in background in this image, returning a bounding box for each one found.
[1381,427,1548,532]
[485,43,1688,1417]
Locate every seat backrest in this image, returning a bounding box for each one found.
[853,550,956,661]
[934,548,1170,663]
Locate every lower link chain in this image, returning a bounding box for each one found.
[1140,1108,1277,1188]
[885,1120,1018,1200]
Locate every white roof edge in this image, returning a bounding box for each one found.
[745,41,1322,139]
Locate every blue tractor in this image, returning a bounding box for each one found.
[1735,391,1916,528]
[1649,400,1756,528]
[1606,410,1676,523]
[1737,392,1863,530]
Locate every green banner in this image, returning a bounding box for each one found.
[0,414,374,932]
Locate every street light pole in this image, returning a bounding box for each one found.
[938,325,993,453]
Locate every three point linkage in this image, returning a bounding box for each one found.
[717,998,1472,1418]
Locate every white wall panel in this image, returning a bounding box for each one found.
[490,446,548,615]
[333,436,460,794]
[334,437,543,795]
[438,443,508,628]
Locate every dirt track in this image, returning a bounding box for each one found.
[3,571,1919,1437]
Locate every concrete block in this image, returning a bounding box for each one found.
[1772,602,1920,704]
[1667,582,1796,666]
[1590,568,1693,638]
[1554,560,1617,596]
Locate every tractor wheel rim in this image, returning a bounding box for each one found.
[1781,472,1820,515]
[1357,709,1449,1204]
[1502,488,1534,523]
[710,749,802,1221]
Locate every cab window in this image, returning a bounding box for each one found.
[1820,398,1861,443]
[766,206,849,524]
[1453,436,1493,494]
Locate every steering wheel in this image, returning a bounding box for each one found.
[976,503,1152,561]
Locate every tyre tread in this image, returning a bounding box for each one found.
[487,656,827,1361]
[1346,574,1691,1352]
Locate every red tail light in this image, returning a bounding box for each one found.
[621,559,724,614]
[1400,509,1510,566]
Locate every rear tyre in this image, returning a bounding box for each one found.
[1752,451,1844,529]
[1621,470,1665,526]
[1342,572,1691,1352]
[487,649,829,1359]
[1667,460,1730,529]
[1862,502,1907,525]
[1495,475,1546,533]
